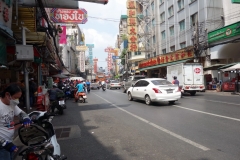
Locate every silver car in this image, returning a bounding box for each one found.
[107,80,121,89]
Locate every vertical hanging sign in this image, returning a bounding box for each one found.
[127,0,138,52]
[79,51,85,72]
[86,44,94,67]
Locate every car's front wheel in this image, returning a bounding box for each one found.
[145,95,152,105]
[128,92,133,101]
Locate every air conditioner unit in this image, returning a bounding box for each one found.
[16,45,34,61]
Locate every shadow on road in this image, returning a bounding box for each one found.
[51,101,124,160]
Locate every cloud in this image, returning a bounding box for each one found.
[83,28,117,50]
[78,0,127,67]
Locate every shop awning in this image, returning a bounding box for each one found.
[218,62,239,69]
[203,64,225,71]
[138,59,192,71]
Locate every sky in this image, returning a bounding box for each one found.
[78,0,127,69]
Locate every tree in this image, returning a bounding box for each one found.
[121,49,127,65]
[121,34,128,41]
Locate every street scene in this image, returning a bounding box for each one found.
[0,0,240,160]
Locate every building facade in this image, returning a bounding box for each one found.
[137,0,240,79]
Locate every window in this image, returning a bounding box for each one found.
[151,2,154,11]
[153,52,156,57]
[147,54,150,58]
[160,0,164,4]
[179,20,185,31]
[168,6,174,17]
[134,61,138,66]
[162,49,166,54]
[151,80,172,85]
[142,80,149,87]
[170,46,175,52]
[160,12,165,22]
[153,35,156,43]
[161,31,166,40]
[180,42,186,48]
[169,26,174,36]
[152,18,155,26]
[178,0,184,10]
[134,51,141,55]
[145,7,148,16]
[191,12,198,26]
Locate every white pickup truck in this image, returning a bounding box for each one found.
[122,75,146,93]
[167,63,205,96]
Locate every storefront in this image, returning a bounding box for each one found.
[138,48,194,78]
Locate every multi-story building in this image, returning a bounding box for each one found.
[137,0,240,78]
[60,24,82,75]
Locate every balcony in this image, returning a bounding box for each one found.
[128,52,145,62]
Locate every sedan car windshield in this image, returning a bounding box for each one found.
[151,80,172,85]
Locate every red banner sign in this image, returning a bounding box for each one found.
[50,8,88,24]
[139,50,194,68]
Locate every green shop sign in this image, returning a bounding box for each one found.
[208,21,240,43]
[232,0,240,3]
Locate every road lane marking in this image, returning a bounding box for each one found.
[93,93,210,151]
[107,90,240,121]
[173,105,240,122]
[184,97,240,106]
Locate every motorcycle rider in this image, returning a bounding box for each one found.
[86,80,91,93]
[48,84,64,113]
[75,81,84,96]
[0,83,32,160]
[101,80,106,90]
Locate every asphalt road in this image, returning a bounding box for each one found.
[15,89,240,160]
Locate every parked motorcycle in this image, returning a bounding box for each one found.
[18,111,67,160]
[64,85,72,99]
[50,94,67,115]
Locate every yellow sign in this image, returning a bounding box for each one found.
[76,45,88,51]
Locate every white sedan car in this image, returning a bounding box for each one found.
[127,78,181,105]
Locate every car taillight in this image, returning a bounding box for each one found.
[111,84,113,85]
[27,153,39,160]
[185,86,189,89]
[152,88,162,93]
[200,86,204,89]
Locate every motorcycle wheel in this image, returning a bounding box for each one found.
[57,105,64,115]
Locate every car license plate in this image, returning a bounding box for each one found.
[59,100,65,105]
[166,89,173,93]
[83,96,87,98]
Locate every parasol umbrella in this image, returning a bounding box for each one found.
[221,63,240,72]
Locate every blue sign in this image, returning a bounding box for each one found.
[112,56,120,60]
[86,44,94,48]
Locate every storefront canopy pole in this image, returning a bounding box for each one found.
[22,27,31,113]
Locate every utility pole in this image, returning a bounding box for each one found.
[22,27,30,113]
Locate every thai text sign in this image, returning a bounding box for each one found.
[208,21,240,43]
[50,8,88,24]
[79,51,85,72]
[127,0,138,52]
[138,50,194,69]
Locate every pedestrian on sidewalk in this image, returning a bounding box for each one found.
[0,83,32,160]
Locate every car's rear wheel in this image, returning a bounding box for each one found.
[123,87,126,93]
[168,101,175,105]
[128,92,133,101]
[145,95,152,105]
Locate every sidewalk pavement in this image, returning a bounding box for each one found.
[203,90,240,96]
